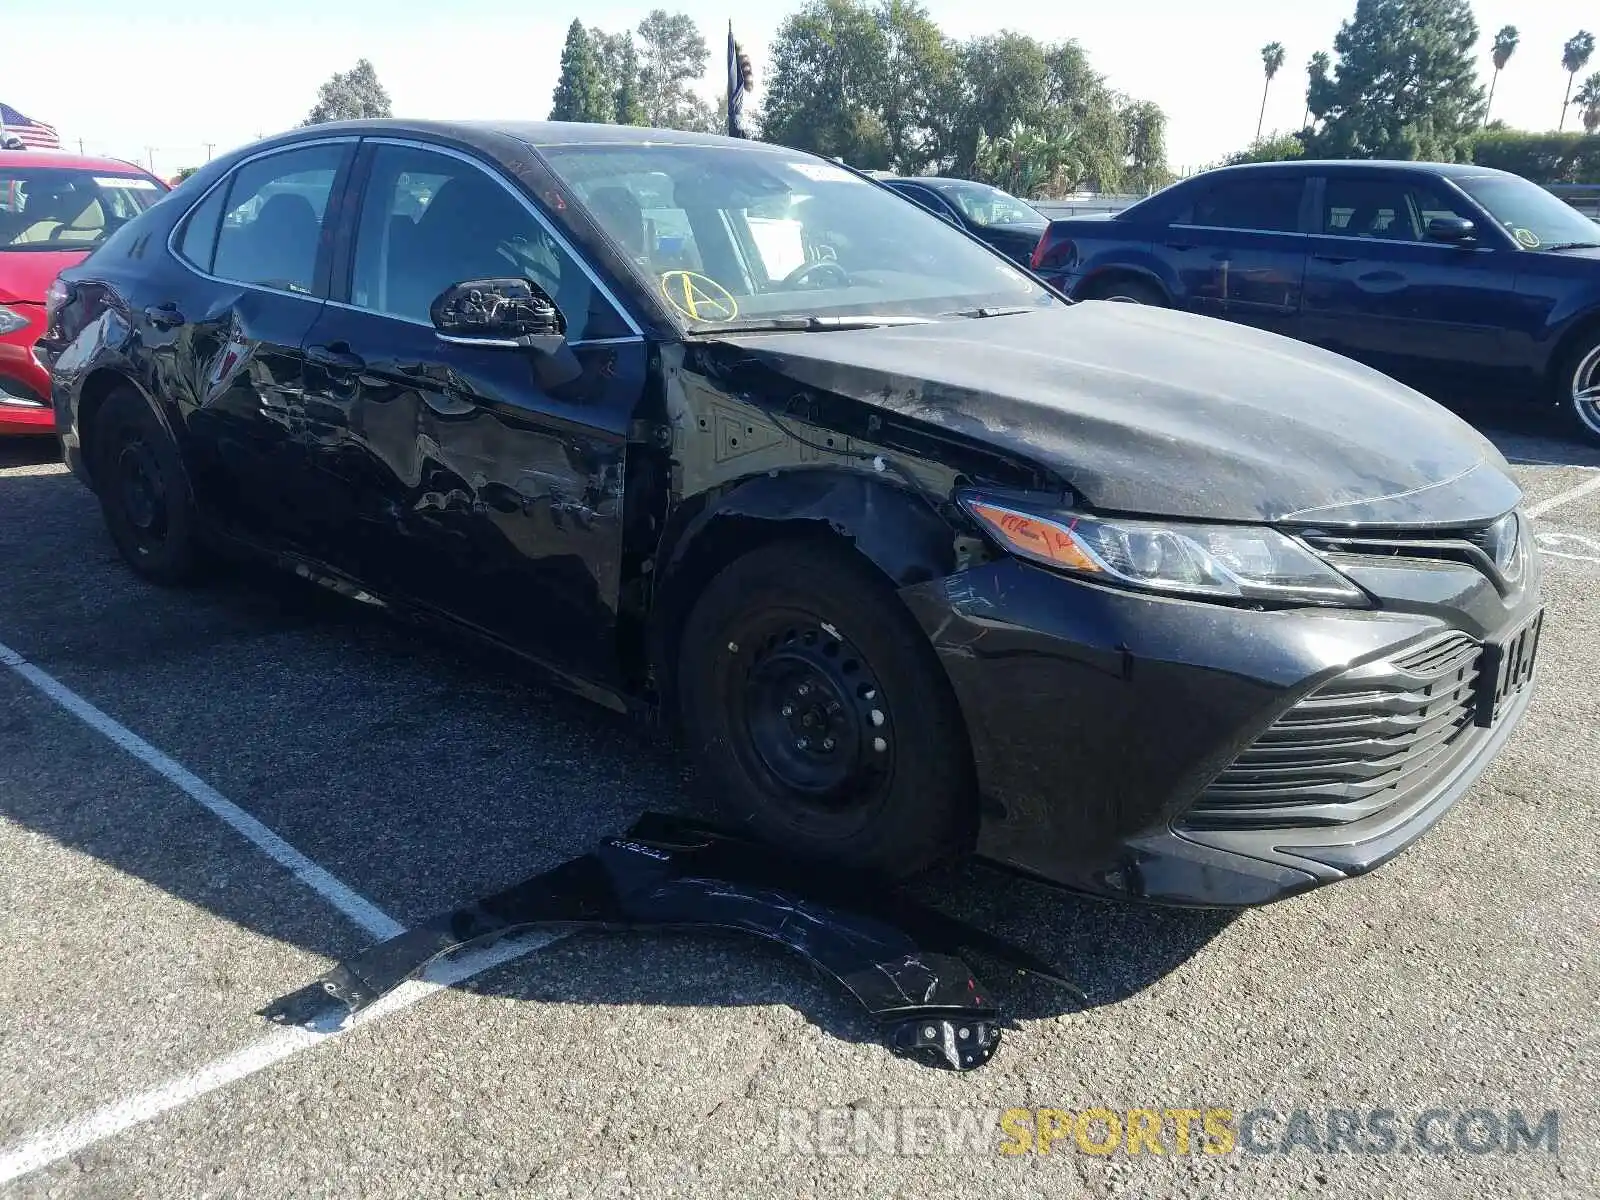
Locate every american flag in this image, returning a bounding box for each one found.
[0,103,60,150]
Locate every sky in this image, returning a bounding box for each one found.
[3,0,1594,181]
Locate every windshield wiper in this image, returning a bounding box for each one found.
[1539,241,1600,251]
[697,314,935,334]
[944,305,1036,319]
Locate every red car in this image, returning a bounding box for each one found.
[1,149,168,435]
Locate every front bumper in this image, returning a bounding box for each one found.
[898,545,1541,908]
[0,341,55,434]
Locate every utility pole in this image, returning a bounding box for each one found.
[78,138,85,154]
[144,146,155,171]
[204,142,215,161]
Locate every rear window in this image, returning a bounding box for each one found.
[0,168,165,251]
[1182,177,1305,234]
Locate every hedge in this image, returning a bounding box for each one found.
[1466,132,1600,185]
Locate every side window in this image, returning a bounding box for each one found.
[901,184,956,222]
[348,144,629,341]
[209,144,346,294]
[1187,177,1304,233]
[1322,177,1421,240]
[176,182,227,272]
[1405,181,1474,232]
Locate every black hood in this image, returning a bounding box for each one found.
[714,303,1521,528]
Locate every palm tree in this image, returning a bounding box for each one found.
[1575,72,1600,134]
[1258,42,1286,142]
[1561,31,1596,131]
[1304,50,1330,127]
[1484,26,1519,126]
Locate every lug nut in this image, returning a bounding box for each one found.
[822,737,836,751]
[795,737,809,750]
[781,704,794,717]
[797,683,811,697]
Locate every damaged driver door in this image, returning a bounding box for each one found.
[296,138,647,691]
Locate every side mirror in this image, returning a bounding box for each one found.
[430,277,566,347]
[1426,216,1477,245]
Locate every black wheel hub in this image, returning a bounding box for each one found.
[740,621,893,808]
[115,439,167,542]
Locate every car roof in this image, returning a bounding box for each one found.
[0,148,156,175]
[1205,158,1516,181]
[260,118,806,155]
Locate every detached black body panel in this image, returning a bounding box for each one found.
[262,813,1081,1071]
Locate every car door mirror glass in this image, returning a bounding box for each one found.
[429,277,567,346]
[1426,216,1476,244]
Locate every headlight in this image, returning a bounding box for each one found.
[0,305,30,337]
[958,493,1368,606]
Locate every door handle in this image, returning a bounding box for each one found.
[1313,254,1356,265]
[143,302,186,330]
[1165,242,1196,252]
[306,343,366,372]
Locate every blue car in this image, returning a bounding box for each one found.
[1031,161,1600,441]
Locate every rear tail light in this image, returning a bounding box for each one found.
[1030,228,1078,273]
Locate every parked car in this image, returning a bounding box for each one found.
[879,175,1048,266]
[0,149,168,434]
[1031,159,1600,441]
[40,120,1542,908]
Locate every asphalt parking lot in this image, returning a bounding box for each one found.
[1,412,1598,1199]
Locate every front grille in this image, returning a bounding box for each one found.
[1184,633,1485,830]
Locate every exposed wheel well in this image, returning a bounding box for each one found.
[75,368,137,490]
[648,512,887,724]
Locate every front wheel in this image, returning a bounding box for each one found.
[1559,333,1600,446]
[675,539,975,879]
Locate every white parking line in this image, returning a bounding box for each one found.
[1527,472,1600,520]
[0,638,404,941]
[0,930,563,1186]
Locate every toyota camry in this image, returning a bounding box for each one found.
[38,120,1543,907]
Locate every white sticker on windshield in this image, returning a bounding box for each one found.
[94,176,159,189]
[789,161,855,183]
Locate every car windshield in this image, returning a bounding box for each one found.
[0,167,165,251]
[930,180,1044,229]
[1453,174,1600,250]
[535,142,1056,332]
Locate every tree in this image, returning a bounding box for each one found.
[1223,132,1306,165]
[1305,0,1485,162]
[550,20,611,122]
[636,9,712,130]
[303,59,392,125]
[1485,25,1519,126]
[762,0,892,166]
[1574,73,1600,135]
[875,0,956,174]
[591,28,647,125]
[1560,32,1596,132]
[1257,42,1286,142]
[1304,50,1330,127]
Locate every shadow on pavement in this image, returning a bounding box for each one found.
[0,435,62,470]
[0,461,1235,1060]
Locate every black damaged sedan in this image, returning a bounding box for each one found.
[39,120,1543,907]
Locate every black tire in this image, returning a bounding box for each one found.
[1556,329,1600,446]
[91,386,202,585]
[1087,276,1166,306]
[676,538,975,879]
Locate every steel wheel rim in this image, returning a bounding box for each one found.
[114,437,168,546]
[730,614,895,821]
[1572,345,1600,436]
